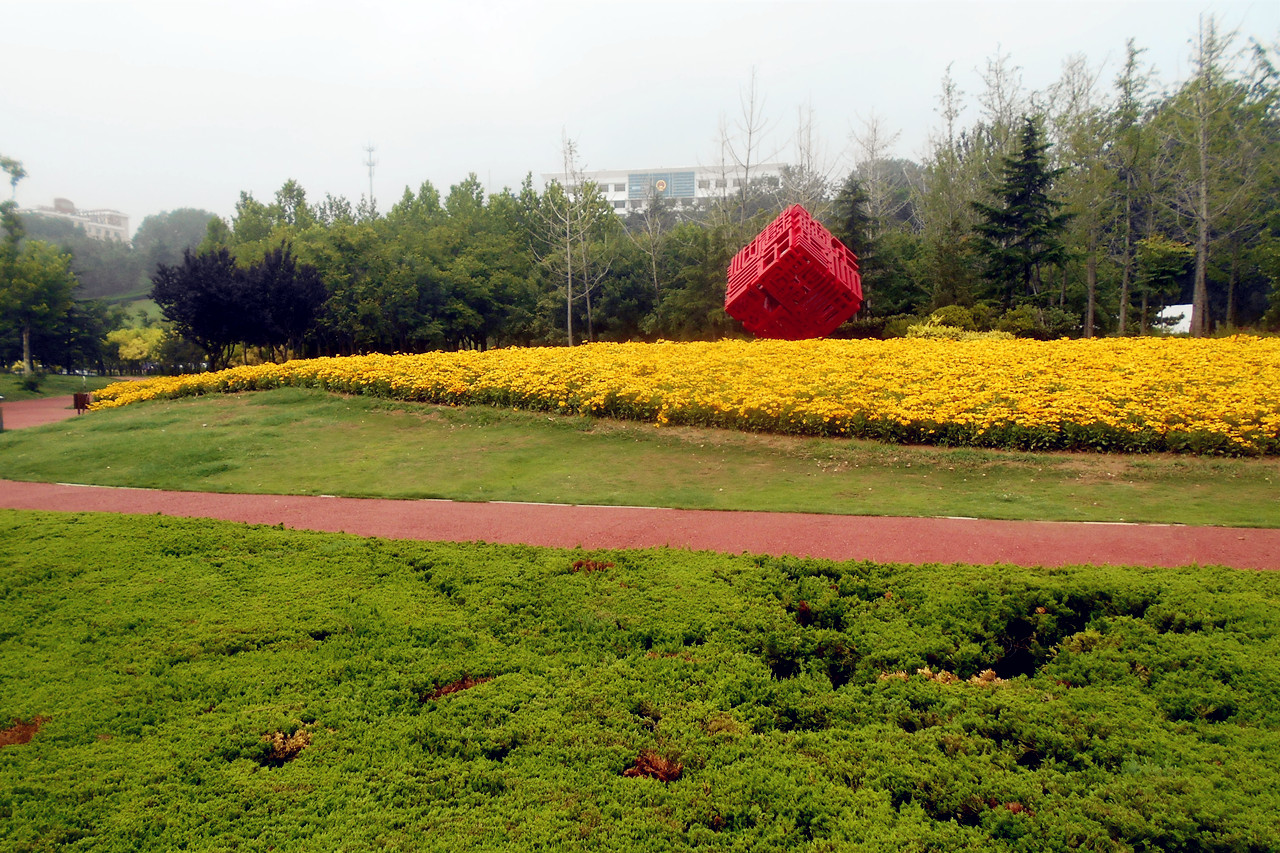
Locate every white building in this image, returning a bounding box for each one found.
[540,163,785,214]
[20,198,130,244]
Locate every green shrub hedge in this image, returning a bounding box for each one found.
[2,511,1278,851]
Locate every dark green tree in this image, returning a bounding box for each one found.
[151,248,245,370]
[152,244,327,367]
[830,173,874,264]
[244,244,327,359]
[829,172,925,316]
[971,116,1072,307]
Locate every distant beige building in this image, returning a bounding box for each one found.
[21,198,130,243]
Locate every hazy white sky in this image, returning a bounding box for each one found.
[4,0,1276,232]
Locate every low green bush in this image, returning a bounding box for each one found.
[906,319,1015,341]
[2,511,1279,851]
[928,305,979,330]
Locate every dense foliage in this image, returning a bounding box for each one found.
[92,336,1280,455]
[2,511,1278,851]
[0,196,81,375]
[151,246,325,370]
[0,171,214,374]
[135,19,1275,365]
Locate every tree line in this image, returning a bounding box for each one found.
[3,17,1277,376]
[0,186,216,376]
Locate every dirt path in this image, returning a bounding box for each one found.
[2,399,1277,570]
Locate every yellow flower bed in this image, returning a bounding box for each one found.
[91,337,1280,455]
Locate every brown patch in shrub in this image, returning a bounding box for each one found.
[571,559,614,573]
[0,717,49,748]
[877,667,1008,687]
[263,729,311,764]
[622,750,682,783]
[967,668,1007,686]
[421,676,493,702]
[988,799,1034,816]
[793,600,813,627]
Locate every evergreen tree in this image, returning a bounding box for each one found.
[831,173,874,264]
[830,173,876,310]
[971,117,1072,307]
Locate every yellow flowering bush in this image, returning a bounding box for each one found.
[91,337,1280,455]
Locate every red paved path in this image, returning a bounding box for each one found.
[2,398,1277,570]
[0,395,85,430]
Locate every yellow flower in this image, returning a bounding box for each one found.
[88,337,1280,455]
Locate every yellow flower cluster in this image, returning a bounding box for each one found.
[91,337,1280,455]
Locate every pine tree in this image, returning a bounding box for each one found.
[830,173,876,312]
[971,117,1072,307]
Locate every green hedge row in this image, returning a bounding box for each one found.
[2,511,1279,851]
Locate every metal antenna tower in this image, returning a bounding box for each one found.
[363,143,378,206]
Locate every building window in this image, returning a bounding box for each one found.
[630,200,642,208]
[697,179,711,190]
[613,200,625,209]
[614,183,625,192]
[716,179,728,188]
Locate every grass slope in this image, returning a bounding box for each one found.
[2,511,1279,851]
[1,387,1277,527]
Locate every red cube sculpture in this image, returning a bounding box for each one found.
[725,204,863,339]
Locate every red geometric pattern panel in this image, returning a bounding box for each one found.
[725,204,863,340]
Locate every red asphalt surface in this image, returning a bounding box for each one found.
[3,396,1278,570]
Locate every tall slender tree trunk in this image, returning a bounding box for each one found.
[1192,188,1210,337]
[1190,42,1212,338]
[21,323,32,376]
[565,215,574,347]
[1085,248,1097,337]
[1226,246,1239,328]
[578,232,594,343]
[1118,196,1132,335]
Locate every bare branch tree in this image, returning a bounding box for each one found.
[1048,52,1109,335]
[716,66,780,225]
[779,101,843,216]
[978,45,1029,155]
[1154,15,1266,336]
[851,112,908,240]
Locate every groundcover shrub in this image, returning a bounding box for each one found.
[2,510,1279,851]
[91,337,1280,455]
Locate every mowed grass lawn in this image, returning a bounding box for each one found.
[0,387,1277,527]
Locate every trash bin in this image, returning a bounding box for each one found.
[73,392,92,414]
